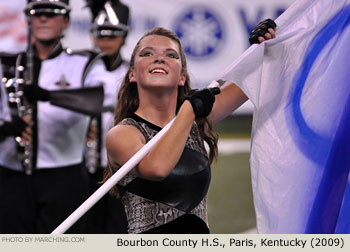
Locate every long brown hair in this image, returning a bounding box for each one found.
[105,27,218,186]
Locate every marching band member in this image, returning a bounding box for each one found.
[0,0,105,234]
[84,0,130,233]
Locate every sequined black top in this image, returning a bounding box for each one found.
[111,114,211,233]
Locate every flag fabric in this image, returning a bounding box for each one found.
[219,0,350,233]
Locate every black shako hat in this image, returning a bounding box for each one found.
[25,0,71,16]
[87,0,129,38]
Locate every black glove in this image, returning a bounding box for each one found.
[185,87,220,118]
[249,18,277,45]
[0,116,28,137]
[23,85,50,103]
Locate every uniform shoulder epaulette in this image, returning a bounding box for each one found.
[0,52,25,79]
[81,51,104,85]
[0,51,20,57]
[0,51,23,65]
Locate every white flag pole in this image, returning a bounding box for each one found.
[51,117,176,234]
[51,79,226,234]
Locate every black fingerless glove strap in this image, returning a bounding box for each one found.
[185,87,220,118]
[249,18,277,45]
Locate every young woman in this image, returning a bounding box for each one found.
[106,25,275,233]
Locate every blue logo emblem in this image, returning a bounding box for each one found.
[173,6,224,59]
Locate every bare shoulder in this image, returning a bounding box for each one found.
[106,124,146,167]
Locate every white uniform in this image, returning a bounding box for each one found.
[99,58,128,168]
[0,44,106,171]
[0,43,107,234]
[84,53,129,234]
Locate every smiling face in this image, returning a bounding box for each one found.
[129,35,186,91]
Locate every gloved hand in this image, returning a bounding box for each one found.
[249,18,277,45]
[185,87,220,118]
[23,85,50,103]
[0,116,28,137]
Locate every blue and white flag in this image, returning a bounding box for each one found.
[220,0,350,233]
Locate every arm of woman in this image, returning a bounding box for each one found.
[106,100,195,181]
[209,18,277,124]
[209,82,248,124]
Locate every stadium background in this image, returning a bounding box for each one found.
[0,0,295,233]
